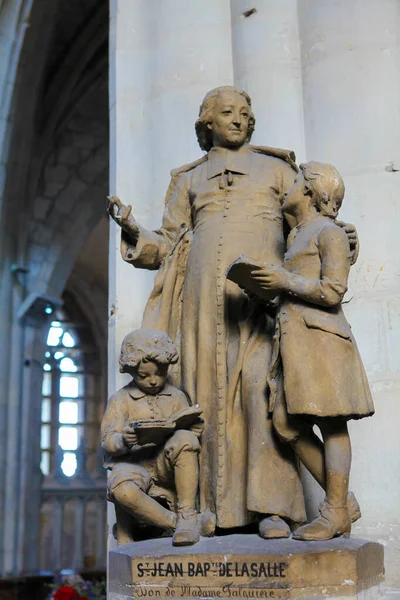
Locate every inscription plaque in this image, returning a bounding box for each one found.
[132,555,289,598]
[109,534,384,600]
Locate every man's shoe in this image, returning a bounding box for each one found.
[259,515,291,539]
[293,503,351,541]
[173,511,200,546]
[198,511,216,537]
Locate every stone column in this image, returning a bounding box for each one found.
[0,0,60,576]
[73,497,85,570]
[298,0,400,580]
[109,0,234,549]
[52,498,64,571]
[0,0,33,576]
[95,498,106,568]
[2,322,48,575]
[230,0,306,160]
[0,0,32,182]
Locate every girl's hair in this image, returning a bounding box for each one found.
[299,161,345,218]
[195,86,256,152]
[119,329,178,373]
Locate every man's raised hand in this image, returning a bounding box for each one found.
[107,195,140,243]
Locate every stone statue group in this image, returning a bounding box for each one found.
[102,86,374,547]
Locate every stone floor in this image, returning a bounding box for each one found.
[382,591,400,600]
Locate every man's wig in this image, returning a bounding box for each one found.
[195,86,256,152]
[119,329,178,373]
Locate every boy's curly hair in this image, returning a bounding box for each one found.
[195,86,255,152]
[119,329,178,373]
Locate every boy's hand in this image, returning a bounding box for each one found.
[123,426,139,448]
[251,264,289,291]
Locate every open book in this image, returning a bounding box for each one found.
[226,254,278,302]
[131,405,203,446]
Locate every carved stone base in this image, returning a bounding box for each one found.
[108,534,384,600]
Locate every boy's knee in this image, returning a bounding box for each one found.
[110,480,142,509]
[164,430,200,463]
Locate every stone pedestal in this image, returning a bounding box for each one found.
[108,534,384,600]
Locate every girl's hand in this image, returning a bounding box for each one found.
[251,264,290,292]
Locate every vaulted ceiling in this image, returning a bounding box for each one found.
[3,0,109,344]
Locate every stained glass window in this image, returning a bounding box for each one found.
[40,310,82,477]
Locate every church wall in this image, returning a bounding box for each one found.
[297,0,400,584]
[109,0,400,587]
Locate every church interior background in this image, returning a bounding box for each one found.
[0,0,109,595]
[1,0,400,598]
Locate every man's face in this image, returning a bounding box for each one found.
[208,92,250,149]
[133,360,168,395]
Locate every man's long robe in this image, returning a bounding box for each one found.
[121,144,306,528]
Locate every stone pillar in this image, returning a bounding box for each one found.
[0,0,60,576]
[0,0,32,180]
[0,0,33,575]
[2,322,48,575]
[230,0,306,160]
[298,0,400,583]
[52,498,64,571]
[95,498,106,568]
[109,0,234,549]
[73,498,85,570]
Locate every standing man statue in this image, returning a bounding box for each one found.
[108,86,357,538]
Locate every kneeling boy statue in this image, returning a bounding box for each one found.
[101,328,204,546]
